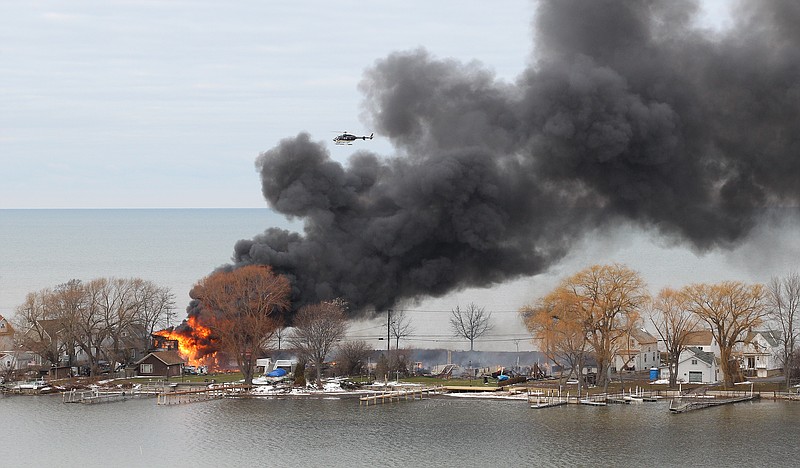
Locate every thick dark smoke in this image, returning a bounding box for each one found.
[234,0,800,314]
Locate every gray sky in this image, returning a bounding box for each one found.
[1,0,732,208]
[2,1,537,208]
[8,1,791,354]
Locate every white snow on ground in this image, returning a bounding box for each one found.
[250,384,291,396]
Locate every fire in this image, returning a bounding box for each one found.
[154,316,219,368]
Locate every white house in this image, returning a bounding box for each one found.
[661,346,720,384]
[0,350,44,378]
[615,328,660,372]
[738,330,783,378]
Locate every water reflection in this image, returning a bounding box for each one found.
[1,395,797,467]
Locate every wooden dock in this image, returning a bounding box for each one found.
[63,389,129,404]
[157,383,250,405]
[528,389,569,408]
[669,393,758,413]
[359,387,442,406]
[62,387,163,404]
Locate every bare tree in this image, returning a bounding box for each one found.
[289,299,348,387]
[335,340,371,377]
[193,265,291,386]
[649,287,701,387]
[389,310,414,350]
[683,281,768,387]
[91,278,143,370]
[15,277,176,376]
[450,303,493,351]
[66,279,108,374]
[131,278,175,355]
[268,323,288,351]
[13,290,61,366]
[767,271,800,390]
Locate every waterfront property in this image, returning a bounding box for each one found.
[738,330,783,378]
[614,327,660,372]
[135,350,185,378]
[661,346,720,384]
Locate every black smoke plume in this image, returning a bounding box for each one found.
[234,0,800,314]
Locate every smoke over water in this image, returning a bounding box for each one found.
[233,0,800,315]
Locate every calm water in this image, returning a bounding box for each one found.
[0,209,298,317]
[1,394,798,467]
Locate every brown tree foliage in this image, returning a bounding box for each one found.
[649,287,701,387]
[194,265,290,386]
[288,299,347,387]
[521,290,590,392]
[522,264,647,390]
[577,265,647,389]
[682,281,767,387]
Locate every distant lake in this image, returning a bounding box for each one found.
[0,208,299,317]
[1,394,798,467]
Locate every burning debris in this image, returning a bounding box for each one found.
[154,315,219,369]
[232,0,800,315]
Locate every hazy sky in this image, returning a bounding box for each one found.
[7,1,793,354]
[1,0,732,209]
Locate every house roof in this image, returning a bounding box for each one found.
[684,347,716,366]
[744,330,781,348]
[0,315,14,336]
[137,350,185,366]
[32,319,68,340]
[685,330,714,346]
[630,328,657,345]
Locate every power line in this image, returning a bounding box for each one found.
[361,308,524,314]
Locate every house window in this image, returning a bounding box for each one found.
[692,359,698,365]
[141,363,153,374]
[644,355,647,362]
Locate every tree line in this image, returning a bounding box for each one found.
[520,264,799,392]
[14,277,175,375]
[10,263,501,385]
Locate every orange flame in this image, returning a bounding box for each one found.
[155,316,218,368]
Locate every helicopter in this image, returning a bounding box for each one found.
[333,131,374,145]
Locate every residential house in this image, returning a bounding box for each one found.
[660,346,720,384]
[614,328,660,372]
[114,323,150,366]
[0,315,14,350]
[738,330,783,378]
[135,350,185,377]
[21,319,151,371]
[683,330,719,356]
[22,318,72,366]
[1,350,45,380]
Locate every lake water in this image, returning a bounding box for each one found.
[0,208,298,318]
[1,394,798,467]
